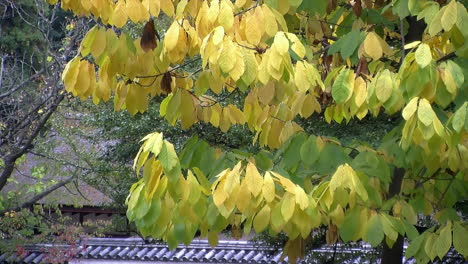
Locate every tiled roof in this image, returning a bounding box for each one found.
[3,237,463,264]
[0,238,290,263]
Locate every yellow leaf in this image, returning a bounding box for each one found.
[281,192,296,222]
[212,26,225,46]
[142,0,160,17]
[175,0,188,19]
[301,94,319,118]
[74,60,91,96]
[165,22,180,51]
[240,48,258,86]
[262,172,276,203]
[111,0,127,28]
[62,57,80,93]
[145,159,163,201]
[229,48,245,81]
[245,162,264,197]
[245,12,262,46]
[160,0,175,17]
[363,32,383,61]
[223,162,241,194]
[295,61,310,92]
[219,40,236,73]
[218,0,234,30]
[354,76,367,107]
[126,0,143,23]
[295,186,309,210]
[90,27,107,59]
[207,0,219,25]
[262,5,278,37]
[213,181,227,207]
[274,32,289,55]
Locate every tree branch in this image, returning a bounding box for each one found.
[0,176,74,214]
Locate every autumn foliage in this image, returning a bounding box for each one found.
[50,0,467,263]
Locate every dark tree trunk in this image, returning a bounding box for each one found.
[380,168,405,264]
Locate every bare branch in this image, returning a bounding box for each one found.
[0,176,75,214]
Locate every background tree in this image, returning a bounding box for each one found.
[51,0,467,263]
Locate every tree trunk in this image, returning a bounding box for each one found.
[380,168,405,264]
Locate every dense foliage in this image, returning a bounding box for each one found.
[50,0,467,263]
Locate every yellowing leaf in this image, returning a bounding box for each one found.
[332,68,353,104]
[262,172,275,203]
[363,32,383,60]
[253,205,271,232]
[286,33,305,58]
[415,44,432,68]
[435,222,452,260]
[453,222,468,256]
[375,70,393,103]
[417,98,435,126]
[441,1,457,32]
[402,97,419,120]
[91,28,107,59]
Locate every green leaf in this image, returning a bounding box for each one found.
[380,214,398,242]
[159,141,179,172]
[363,214,384,247]
[415,44,432,68]
[80,25,98,57]
[300,135,320,166]
[315,144,351,175]
[435,222,452,260]
[297,0,327,16]
[264,0,278,9]
[405,232,425,258]
[452,102,467,132]
[195,71,210,96]
[425,232,438,261]
[279,133,306,171]
[339,208,361,242]
[453,222,468,256]
[332,68,353,104]
[340,30,363,59]
[253,205,271,232]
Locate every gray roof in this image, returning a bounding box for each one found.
[0,238,289,263]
